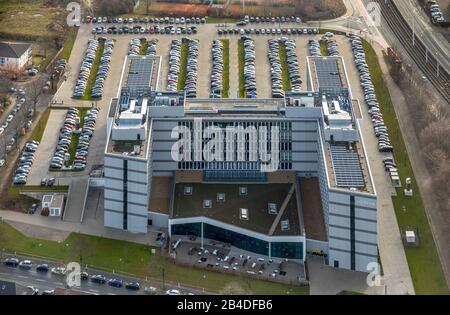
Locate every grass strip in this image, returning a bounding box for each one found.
[8,185,69,198]
[278,42,291,92]
[29,107,50,143]
[220,39,230,98]
[177,38,189,91]
[139,38,148,55]
[238,38,245,98]
[362,38,449,294]
[79,39,105,101]
[320,41,328,56]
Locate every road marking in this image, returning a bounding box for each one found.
[89,289,100,293]
[35,279,47,282]
[17,275,28,279]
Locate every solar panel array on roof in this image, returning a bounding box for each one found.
[126,57,153,87]
[330,144,365,187]
[315,59,342,89]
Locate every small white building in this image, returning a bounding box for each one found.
[41,194,65,217]
[405,230,416,244]
[0,42,32,75]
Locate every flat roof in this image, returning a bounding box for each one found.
[149,176,172,214]
[299,177,327,241]
[107,139,146,157]
[172,183,302,236]
[50,194,64,208]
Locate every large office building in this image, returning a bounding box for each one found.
[104,54,377,272]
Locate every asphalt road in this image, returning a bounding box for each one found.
[0,253,207,295]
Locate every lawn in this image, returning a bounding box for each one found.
[59,27,79,61]
[79,40,105,101]
[139,39,148,55]
[0,221,309,295]
[8,185,69,198]
[177,39,189,91]
[320,41,328,56]
[362,38,449,295]
[0,0,63,40]
[238,38,245,98]
[220,39,230,98]
[278,43,292,91]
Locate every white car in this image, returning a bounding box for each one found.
[51,266,66,275]
[166,289,181,295]
[0,159,5,168]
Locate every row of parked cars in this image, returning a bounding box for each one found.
[128,38,143,56]
[92,25,199,36]
[167,39,182,92]
[128,38,158,57]
[0,95,27,136]
[12,141,39,185]
[86,16,206,25]
[309,39,321,56]
[323,33,339,57]
[73,39,99,98]
[185,39,199,98]
[351,36,393,153]
[242,36,257,98]
[210,40,224,98]
[92,39,114,98]
[146,39,157,58]
[241,15,302,24]
[218,27,319,36]
[427,0,446,24]
[268,39,285,98]
[50,108,79,170]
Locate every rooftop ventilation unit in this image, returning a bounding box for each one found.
[133,145,141,155]
[184,186,192,195]
[203,200,212,209]
[281,219,290,231]
[217,193,225,202]
[268,203,277,215]
[239,187,248,196]
[239,208,249,220]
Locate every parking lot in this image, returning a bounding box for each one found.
[25,22,391,189]
[172,238,306,285]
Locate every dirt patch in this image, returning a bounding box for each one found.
[136,2,209,17]
[6,220,69,242]
[135,0,345,21]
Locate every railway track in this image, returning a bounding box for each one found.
[376,0,450,103]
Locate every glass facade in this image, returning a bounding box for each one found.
[171,222,201,237]
[271,242,303,259]
[203,223,269,256]
[170,222,303,260]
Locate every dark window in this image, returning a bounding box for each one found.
[334,260,339,268]
[270,242,303,260]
